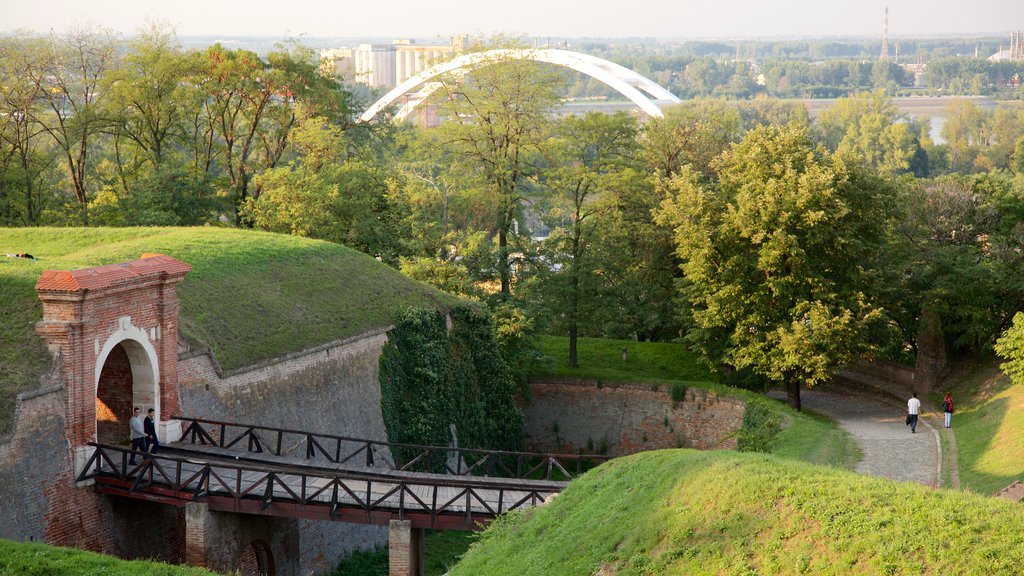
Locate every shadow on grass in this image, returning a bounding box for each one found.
[956,395,1020,495]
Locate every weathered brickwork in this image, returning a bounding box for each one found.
[3,255,391,574]
[185,502,299,576]
[0,383,69,544]
[177,329,392,573]
[96,344,133,444]
[521,378,745,456]
[837,359,916,400]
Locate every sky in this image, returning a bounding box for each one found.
[3,0,1023,40]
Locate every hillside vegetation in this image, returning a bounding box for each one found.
[0,227,459,436]
[451,449,1024,576]
[939,357,1024,495]
[0,539,218,575]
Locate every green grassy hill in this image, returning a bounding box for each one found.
[0,539,218,575]
[939,357,1024,495]
[450,449,1024,576]
[0,227,459,436]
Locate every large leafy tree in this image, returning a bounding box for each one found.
[640,99,742,179]
[430,43,563,295]
[815,90,921,176]
[883,174,1024,385]
[0,33,53,224]
[197,42,344,219]
[659,125,891,409]
[25,25,119,224]
[533,112,640,367]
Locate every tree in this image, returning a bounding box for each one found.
[815,90,920,176]
[102,24,191,167]
[640,99,742,179]
[431,43,563,295]
[25,25,119,224]
[536,112,640,367]
[197,41,343,220]
[0,33,53,224]
[658,125,890,409]
[241,116,411,263]
[996,313,1024,387]
[885,174,1024,386]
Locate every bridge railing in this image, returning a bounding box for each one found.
[171,416,611,481]
[76,443,563,527]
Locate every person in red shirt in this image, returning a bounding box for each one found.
[942,393,955,429]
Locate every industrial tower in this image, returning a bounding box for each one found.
[880,6,890,61]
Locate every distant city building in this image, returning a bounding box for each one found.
[988,30,1024,62]
[320,37,463,88]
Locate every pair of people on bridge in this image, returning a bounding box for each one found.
[128,407,159,465]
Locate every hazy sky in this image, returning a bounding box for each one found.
[3,0,1023,39]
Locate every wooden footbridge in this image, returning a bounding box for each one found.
[77,416,610,531]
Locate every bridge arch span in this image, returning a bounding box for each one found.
[359,48,681,123]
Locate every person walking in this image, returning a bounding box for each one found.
[907,392,922,433]
[942,392,955,429]
[129,407,146,465]
[144,408,160,456]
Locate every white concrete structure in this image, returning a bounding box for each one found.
[359,48,681,123]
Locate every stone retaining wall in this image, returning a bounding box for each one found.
[176,328,392,574]
[521,378,746,456]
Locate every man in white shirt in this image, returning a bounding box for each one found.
[129,407,146,465]
[907,392,922,434]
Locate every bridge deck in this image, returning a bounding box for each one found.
[78,416,603,530]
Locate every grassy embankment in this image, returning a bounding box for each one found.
[451,449,1024,576]
[334,336,858,576]
[0,539,219,576]
[531,335,860,469]
[939,356,1024,495]
[0,227,459,437]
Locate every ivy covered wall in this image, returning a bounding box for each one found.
[379,306,524,458]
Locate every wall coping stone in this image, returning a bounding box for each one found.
[178,325,394,380]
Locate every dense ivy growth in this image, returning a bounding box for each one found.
[379,306,524,465]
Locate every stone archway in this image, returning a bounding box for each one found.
[35,254,190,476]
[95,337,159,445]
[238,539,276,576]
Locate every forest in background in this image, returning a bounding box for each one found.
[4,26,1024,407]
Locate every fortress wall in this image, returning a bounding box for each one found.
[836,359,917,400]
[176,327,393,574]
[521,378,745,456]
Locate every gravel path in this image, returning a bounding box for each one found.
[797,388,941,487]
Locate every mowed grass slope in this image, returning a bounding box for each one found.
[0,539,219,576]
[532,335,860,469]
[451,449,1024,576]
[0,227,459,436]
[941,357,1024,495]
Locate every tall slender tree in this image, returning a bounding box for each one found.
[431,43,562,295]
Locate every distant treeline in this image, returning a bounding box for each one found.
[558,38,1024,99]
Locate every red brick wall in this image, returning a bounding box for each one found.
[96,344,133,445]
[521,378,745,456]
[27,256,190,557]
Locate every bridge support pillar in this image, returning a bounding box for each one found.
[388,520,424,576]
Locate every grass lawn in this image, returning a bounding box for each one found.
[942,357,1024,495]
[531,335,716,383]
[0,227,459,437]
[0,539,218,575]
[531,335,860,470]
[450,449,1024,576]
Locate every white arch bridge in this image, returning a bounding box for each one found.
[359,48,681,123]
